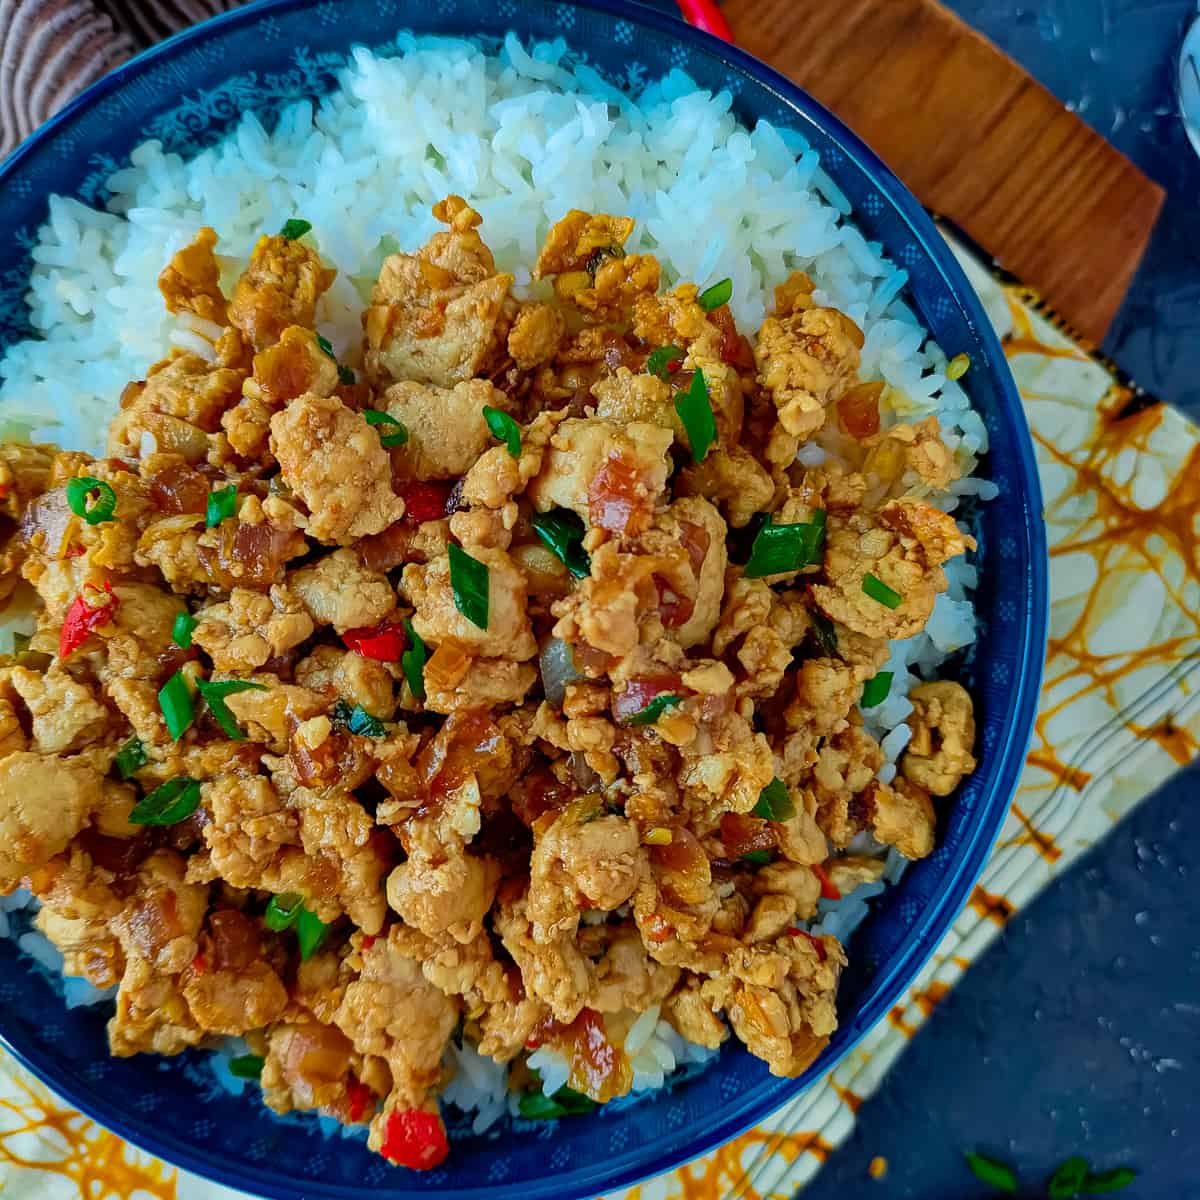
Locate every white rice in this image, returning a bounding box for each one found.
[0,32,987,1121]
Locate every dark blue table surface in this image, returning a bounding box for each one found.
[663,1,1200,1195]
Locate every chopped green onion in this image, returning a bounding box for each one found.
[296,908,329,961]
[228,1054,265,1080]
[698,277,733,311]
[862,573,903,610]
[196,678,268,740]
[752,778,795,822]
[158,671,195,740]
[205,485,237,529]
[338,364,357,386]
[12,632,31,656]
[1049,1157,1090,1199]
[483,405,521,458]
[129,776,201,826]
[448,543,489,630]
[66,476,117,525]
[964,1152,1018,1194]
[741,850,773,867]
[401,618,427,703]
[946,352,972,381]
[363,408,409,448]
[172,611,196,649]
[114,736,148,780]
[860,671,894,709]
[1081,1167,1137,1194]
[264,893,305,932]
[316,333,335,359]
[674,367,716,464]
[518,1085,596,1120]
[530,509,590,579]
[743,512,826,579]
[279,218,312,240]
[585,244,624,279]
[624,693,682,727]
[331,700,387,738]
[646,345,686,379]
[810,610,839,658]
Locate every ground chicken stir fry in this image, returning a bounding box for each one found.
[0,199,979,1170]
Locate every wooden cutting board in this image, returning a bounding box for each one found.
[722,0,1165,344]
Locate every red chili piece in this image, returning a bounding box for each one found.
[787,927,828,962]
[380,1109,450,1170]
[59,581,118,659]
[347,1079,373,1123]
[342,621,407,663]
[811,862,842,901]
[400,481,455,525]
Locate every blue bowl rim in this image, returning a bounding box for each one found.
[0,0,1050,1196]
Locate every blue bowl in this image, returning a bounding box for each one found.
[0,1,1049,1196]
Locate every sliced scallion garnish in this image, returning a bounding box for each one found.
[623,693,682,727]
[518,1085,596,1120]
[964,1152,1018,1194]
[698,277,733,311]
[316,334,335,359]
[743,512,826,579]
[401,618,427,703]
[860,671,894,709]
[674,367,716,464]
[862,573,903,610]
[338,364,357,386]
[448,543,489,630]
[172,610,196,649]
[228,1054,265,1079]
[646,345,685,380]
[114,736,147,781]
[296,908,329,961]
[741,850,773,867]
[331,700,387,738]
[264,893,305,932]
[363,408,409,448]
[66,476,117,525]
[196,678,268,740]
[279,218,312,240]
[205,485,237,529]
[483,405,521,458]
[751,778,795,822]
[129,776,201,826]
[158,670,195,740]
[530,509,590,579]
[811,610,839,657]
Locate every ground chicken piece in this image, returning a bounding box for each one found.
[223,326,340,459]
[201,772,300,891]
[527,801,647,943]
[786,657,864,739]
[592,368,679,437]
[108,952,204,1058]
[221,675,328,753]
[811,722,886,848]
[289,549,395,634]
[460,409,565,511]
[448,506,515,552]
[712,573,774,656]
[0,442,54,521]
[507,302,566,369]
[679,709,777,823]
[752,861,822,919]
[558,254,661,321]
[229,233,336,351]
[108,349,246,464]
[583,925,679,1013]
[386,838,501,943]
[676,447,776,530]
[5,666,108,754]
[862,415,959,496]
[295,646,396,720]
[641,497,727,649]
[866,778,937,860]
[0,693,26,757]
[810,501,974,641]
[527,417,673,536]
[901,680,978,796]
[534,210,636,278]
[494,885,594,1024]
[826,855,888,895]
[663,977,729,1049]
[381,379,514,481]
[403,547,536,660]
[744,894,800,944]
[261,1019,362,1119]
[756,304,864,445]
[772,797,829,867]
[0,752,109,889]
[109,850,208,976]
[158,226,228,324]
[270,393,404,544]
[102,582,188,680]
[423,657,536,715]
[192,586,315,674]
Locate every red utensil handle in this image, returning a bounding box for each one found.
[676,0,735,43]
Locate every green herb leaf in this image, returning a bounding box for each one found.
[279,218,312,240]
[332,701,387,738]
[316,334,336,360]
[518,1085,596,1120]
[646,345,686,379]
[483,405,522,458]
[531,509,590,579]
[1049,1157,1090,1199]
[624,693,682,727]
[172,610,196,649]
[205,485,237,529]
[129,776,201,826]
[296,907,329,961]
[1081,1167,1137,1194]
[448,543,489,630]
[752,778,795,822]
[196,678,268,740]
[964,1152,1018,1194]
[863,573,903,610]
[263,893,305,932]
[674,367,717,464]
[338,364,357,386]
[401,618,427,703]
[552,1086,597,1115]
[860,671,894,710]
[741,850,773,867]
[363,408,409,448]
[158,670,195,741]
[12,631,31,656]
[228,1054,265,1080]
[66,476,117,525]
[810,610,839,658]
[743,512,826,579]
[114,736,148,781]
[698,277,733,311]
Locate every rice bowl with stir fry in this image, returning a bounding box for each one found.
[0,33,993,1172]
